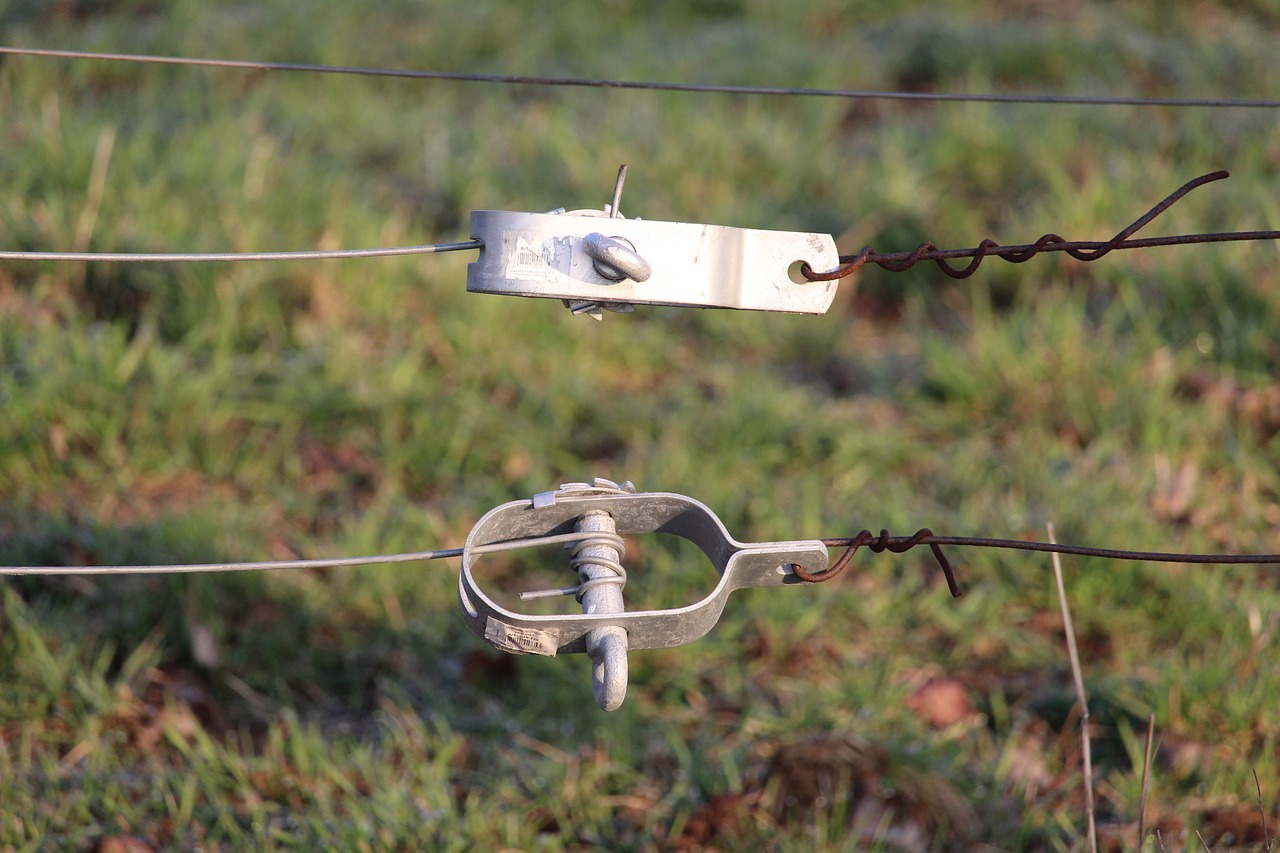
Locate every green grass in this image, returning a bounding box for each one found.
[2,1,1280,849]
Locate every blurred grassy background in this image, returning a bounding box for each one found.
[1,1,1278,849]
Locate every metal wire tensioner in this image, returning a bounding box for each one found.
[466,167,1280,314]
[467,168,1280,316]
[464,165,843,318]
[457,479,831,711]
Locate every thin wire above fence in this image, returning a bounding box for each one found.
[3,46,1279,109]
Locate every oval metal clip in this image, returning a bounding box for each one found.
[457,487,829,710]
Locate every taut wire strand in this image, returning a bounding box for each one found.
[0,548,464,576]
[3,46,1279,109]
[0,239,483,264]
[0,530,650,576]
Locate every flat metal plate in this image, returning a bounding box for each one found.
[468,210,840,314]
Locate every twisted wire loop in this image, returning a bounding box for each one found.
[568,532,628,602]
[793,530,960,597]
[794,529,1280,598]
[801,170,1280,281]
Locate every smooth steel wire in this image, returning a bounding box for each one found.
[0,239,483,263]
[4,46,1280,109]
[0,530,622,576]
[0,548,464,576]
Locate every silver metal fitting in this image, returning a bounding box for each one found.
[457,483,829,711]
[466,167,839,317]
[468,211,839,315]
[573,510,629,711]
[582,233,651,282]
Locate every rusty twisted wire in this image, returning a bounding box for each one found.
[801,171,1280,281]
[794,529,1280,597]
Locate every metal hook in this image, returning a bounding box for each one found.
[583,232,651,282]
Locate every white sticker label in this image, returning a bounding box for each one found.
[484,617,558,657]
[505,235,570,283]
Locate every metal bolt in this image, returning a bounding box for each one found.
[573,510,628,711]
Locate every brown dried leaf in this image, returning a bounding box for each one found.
[96,835,154,853]
[907,677,976,730]
[674,792,756,851]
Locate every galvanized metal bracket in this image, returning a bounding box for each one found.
[457,482,830,710]
[467,209,840,315]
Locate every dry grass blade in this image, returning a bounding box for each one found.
[1196,829,1212,851]
[1048,522,1097,853]
[1256,769,1274,852]
[1138,713,1156,850]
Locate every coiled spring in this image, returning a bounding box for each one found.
[568,531,628,602]
[517,529,628,602]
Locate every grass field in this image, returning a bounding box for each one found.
[2,1,1279,849]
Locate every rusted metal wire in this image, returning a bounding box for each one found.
[801,171,1280,281]
[793,529,960,596]
[796,529,1280,597]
